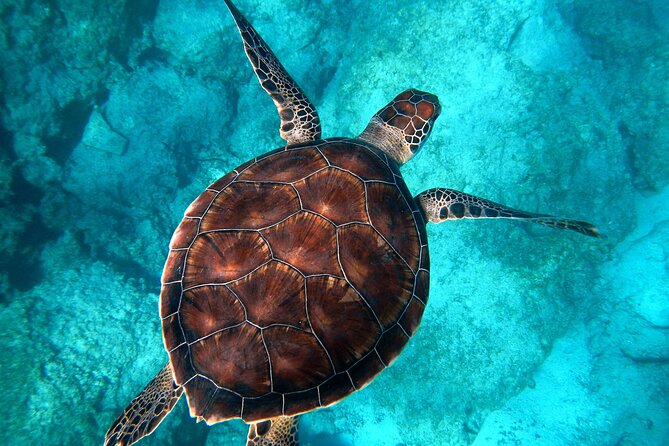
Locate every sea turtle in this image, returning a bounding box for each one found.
[104,1,600,445]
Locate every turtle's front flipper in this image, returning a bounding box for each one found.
[104,362,183,446]
[223,0,321,145]
[247,416,299,446]
[416,188,601,237]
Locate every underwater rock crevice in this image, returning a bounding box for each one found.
[9,167,41,206]
[617,120,664,193]
[311,64,337,108]
[4,213,61,292]
[170,139,205,188]
[0,119,14,159]
[96,105,130,156]
[71,222,158,284]
[43,98,94,166]
[95,248,158,284]
[109,0,161,70]
[620,345,669,365]
[94,85,111,106]
[136,46,174,67]
[506,16,530,51]
[617,120,643,190]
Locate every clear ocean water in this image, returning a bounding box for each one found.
[1,0,667,445]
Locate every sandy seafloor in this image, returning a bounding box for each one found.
[1,0,668,445]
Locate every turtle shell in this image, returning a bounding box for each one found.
[159,138,430,424]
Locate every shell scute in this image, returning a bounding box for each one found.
[238,147,327,183]
[161,313,185,352]
[337,223,414,329]
[182,376,221,418]
[375,324,409,366]
[179,286,245,343]
[283,388,320,415]
[169,218,199,249]
[185,190,216,217]
[318,373,354,407]
[160,282,182,318]
[263,326,333,393]
[241,393,283,423]
[348,351,385,390]
[319,141,393,181]
[161,249,186,284]
[197,387,242,424]
[170,343,196,385]
[306,276,381,373]
[293,167,368,225]
[202,182,300,231]
[182,231,271,288]
[190,323,270,396]
[227,261,306,328]
[367,182,421,272]
[261,212,340,276]
[398,297,426,337]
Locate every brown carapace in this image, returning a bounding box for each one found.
[161,140,429,424]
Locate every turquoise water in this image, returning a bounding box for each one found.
[1,0,668,445]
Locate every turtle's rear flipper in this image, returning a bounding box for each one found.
[104,362,183,446]
[416,188,602,237]
[223,0,321,145]
[247,416,299,446]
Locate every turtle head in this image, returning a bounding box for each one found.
[358,89,441,165]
